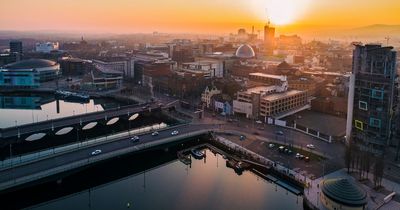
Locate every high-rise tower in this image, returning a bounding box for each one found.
[9,40,22,54]
[346,44,398,156]
[264,20,275,56]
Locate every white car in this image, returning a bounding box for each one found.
[295,153,305,159]
[171,130,179,136]
[152,131,159,136]
[306,144,315,149]
[268,143,275,148]
[131,136,140,142]
[91,149,102,156]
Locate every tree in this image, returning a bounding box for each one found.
[373,155,384,188]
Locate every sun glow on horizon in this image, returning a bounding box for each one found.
[251,0,311,25]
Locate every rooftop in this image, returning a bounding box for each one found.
[322,178,367,206]
[262,90,304,101]
[94,64,123,75]
[241,86,278,95]
[249,72,287,81]
[4,59,57,70]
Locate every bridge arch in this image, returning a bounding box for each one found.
[129,113,139,121]
[25,133,46,141]
[82,122,97,130]
[106,117,119,126]
[55,127,74,135]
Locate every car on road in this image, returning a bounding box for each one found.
[306,144,315,149]
[275,131,284,135]
[131,136,140,142]
[91,149,102,156]
[278,146,285,152]
[152,131,159,136]
[268,143,275,149]
[304,156,310,162]
[295,153,305,159]
[171,130,179,136]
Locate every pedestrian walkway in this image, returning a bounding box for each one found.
[304,169,400,210]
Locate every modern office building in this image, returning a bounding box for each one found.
[59,57,88,76]
[346,44,398,156]
[180,60,224,78]
[35,42,59,53]
[264,21,275,55]
[0,59,61,88]
[233,72,307,119]
[10,40,23,54]
[0,53,21,67]
[93,58,135,79]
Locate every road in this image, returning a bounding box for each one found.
[0,123,215,188]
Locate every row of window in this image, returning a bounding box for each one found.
[355,117,382,131]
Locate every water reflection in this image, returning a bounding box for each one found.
[0,93,127,128]
[30,148,302,210]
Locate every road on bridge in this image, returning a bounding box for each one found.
[0,123,215,191]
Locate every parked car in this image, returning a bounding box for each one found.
[171,130,179,136]
[304,156,310,162]
[306,144,315,149]
[91,149,102,156]
[268,143,275,149]
[275,131,284,135]
[131,136,140,142]
[152,131,159,136]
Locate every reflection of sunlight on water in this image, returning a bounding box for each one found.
[30,147,302,210]
[0,99,104,128]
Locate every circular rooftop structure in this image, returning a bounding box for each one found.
[235,44,255,59]
[5,59,57,70]
[321,178,367,208]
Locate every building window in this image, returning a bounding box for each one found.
[359,101,368,110]
[355,120,363,130]
[371,89,384,99]
[369,118,381,128]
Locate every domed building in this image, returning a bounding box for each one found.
[235,44,255,59]
[320,178,367,210]
[0,59,60,88]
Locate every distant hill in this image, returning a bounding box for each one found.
[345,24,400,38]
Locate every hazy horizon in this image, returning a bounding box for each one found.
[1,0,400,35]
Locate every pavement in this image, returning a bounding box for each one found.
[283,110,346,136]
[304,169,400,210]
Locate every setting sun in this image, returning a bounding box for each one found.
[251,0,311,25]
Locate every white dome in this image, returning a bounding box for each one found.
[235,44,255,59]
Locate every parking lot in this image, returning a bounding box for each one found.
[218,132,343,180]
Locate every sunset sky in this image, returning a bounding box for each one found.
[1,0,400,34]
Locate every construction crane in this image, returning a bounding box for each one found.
[385,36,390,46]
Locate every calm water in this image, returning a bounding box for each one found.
[0,94,124,128]
[29,149,303,210]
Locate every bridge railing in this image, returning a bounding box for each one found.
[0,122,185,171]
[0,129,208,191]
[0,102,150,133]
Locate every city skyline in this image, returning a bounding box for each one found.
[1,0,400,34]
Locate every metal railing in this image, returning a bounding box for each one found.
[0,129,209,191]
[0,122,179,171]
